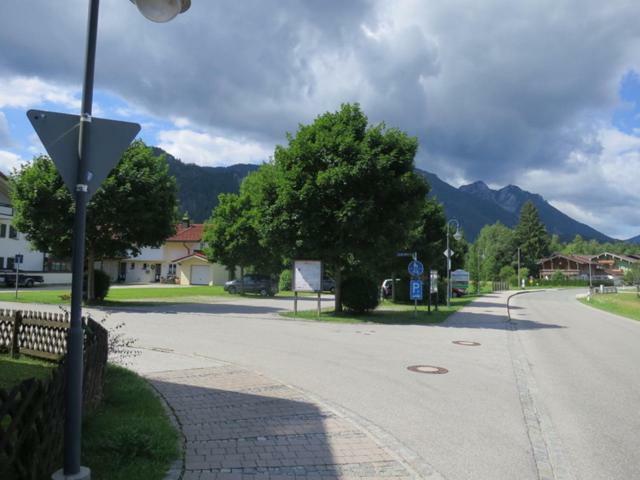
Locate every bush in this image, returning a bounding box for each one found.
[94,269,111,301]
[279,269,292,291]
[341,276,379,313]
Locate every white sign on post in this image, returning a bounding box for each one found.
[293,260,322,292]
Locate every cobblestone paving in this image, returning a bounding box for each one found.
[148,366,417,480]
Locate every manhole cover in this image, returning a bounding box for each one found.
[452,340,481,346]
[407,365,448,374]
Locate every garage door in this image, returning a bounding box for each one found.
[190,265,210,285]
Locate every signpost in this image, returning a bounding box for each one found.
[14,254,23,299]
[292,260,323,317]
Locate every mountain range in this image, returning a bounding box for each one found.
[157,147,636,243]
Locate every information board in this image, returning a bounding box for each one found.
[293,260,322,292]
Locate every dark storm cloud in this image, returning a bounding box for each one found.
[2,0,640,236]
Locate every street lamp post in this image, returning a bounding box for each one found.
[52,1,190,478]
[476,248,484,294]
[517,247,521,289]
[446,219,462,307]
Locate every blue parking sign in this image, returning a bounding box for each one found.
[410,279,423,300]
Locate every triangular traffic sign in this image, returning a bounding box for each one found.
[27,110,141,200]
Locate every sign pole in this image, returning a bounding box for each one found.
[294,291,298,316]
[58,2,99,478]
[14,255,19,299]
[317,291,321,317]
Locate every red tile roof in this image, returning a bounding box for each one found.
[167,223,204,242]
[172,251,209,263]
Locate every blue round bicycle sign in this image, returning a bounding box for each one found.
[408,260,424,276]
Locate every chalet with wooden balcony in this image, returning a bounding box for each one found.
[537,253,605,280]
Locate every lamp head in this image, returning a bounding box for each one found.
[130,0,190,23]
[453,229,463,241]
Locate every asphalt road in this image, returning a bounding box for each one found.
[4,289,638,479]
[509,289,640,480]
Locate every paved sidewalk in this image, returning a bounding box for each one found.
[148,366,418,480]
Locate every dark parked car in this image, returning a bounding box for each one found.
[224,274,277,296]
[452,287,466,297]
[322,275,335,293]
[1,270,44,288]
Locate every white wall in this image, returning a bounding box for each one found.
[0,222,45,271]
[41,273,72,285]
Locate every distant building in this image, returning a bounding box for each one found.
[538,252,638,283]
[0,172,71,284]
[100,215,235,286]
[537,253,604,280]
[591,252,639,277]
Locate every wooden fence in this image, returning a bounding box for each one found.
[0,310,108,479]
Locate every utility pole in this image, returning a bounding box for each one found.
[517,247,521,289]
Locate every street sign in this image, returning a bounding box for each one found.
[410,279,423,300]
[430,270,438,293]
[443,248,453,258]
[396,252,414,258]
[27,110,141,200]
[14,254,23,264]
[408,260,424,276]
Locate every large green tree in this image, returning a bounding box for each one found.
[465,222,516,290]
[203,167,282,288]
[10,140,177,299]
[515,201,550,274]
[259,103,428,311]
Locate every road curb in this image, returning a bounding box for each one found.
[506,290,576,480]
[148,378,186,480]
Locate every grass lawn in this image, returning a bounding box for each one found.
[280,295,478,324]
[579,292,640,322]
[0,285,228,306]
[83,365,180,480]
[0,354,56,389]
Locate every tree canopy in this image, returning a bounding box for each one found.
[10,140,178,297]
[515,201,551,274]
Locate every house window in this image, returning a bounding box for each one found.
[45,260,72,272]
[168,264,177,275]
[143,263,148,270]
[9,226,17,239]
[0,224,6,237]
[7,257,14,270]
[0,257,3,269]
[130,263,135,270]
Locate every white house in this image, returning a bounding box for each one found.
[100,216,234,286]
[0,172,72,284]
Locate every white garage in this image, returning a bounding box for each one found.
[190,265,211,285]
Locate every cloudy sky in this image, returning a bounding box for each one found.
[1,0,639,239]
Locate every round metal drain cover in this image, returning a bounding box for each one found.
[452,340,481,346]
[407,365,449,374]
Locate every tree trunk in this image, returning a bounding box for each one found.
[86,249,95,302]
[334,266,342,313]
[240,265,245,294]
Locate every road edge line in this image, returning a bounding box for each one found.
[506,290,576,480]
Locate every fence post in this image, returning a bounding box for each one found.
[11,310,22,358]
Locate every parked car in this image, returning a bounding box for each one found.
[224,274,277,296]
[380,278,401,299]
[452,287,466,298]
[322,275,336,293]
[1,270,45,288]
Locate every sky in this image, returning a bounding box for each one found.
[1,0,639,240]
